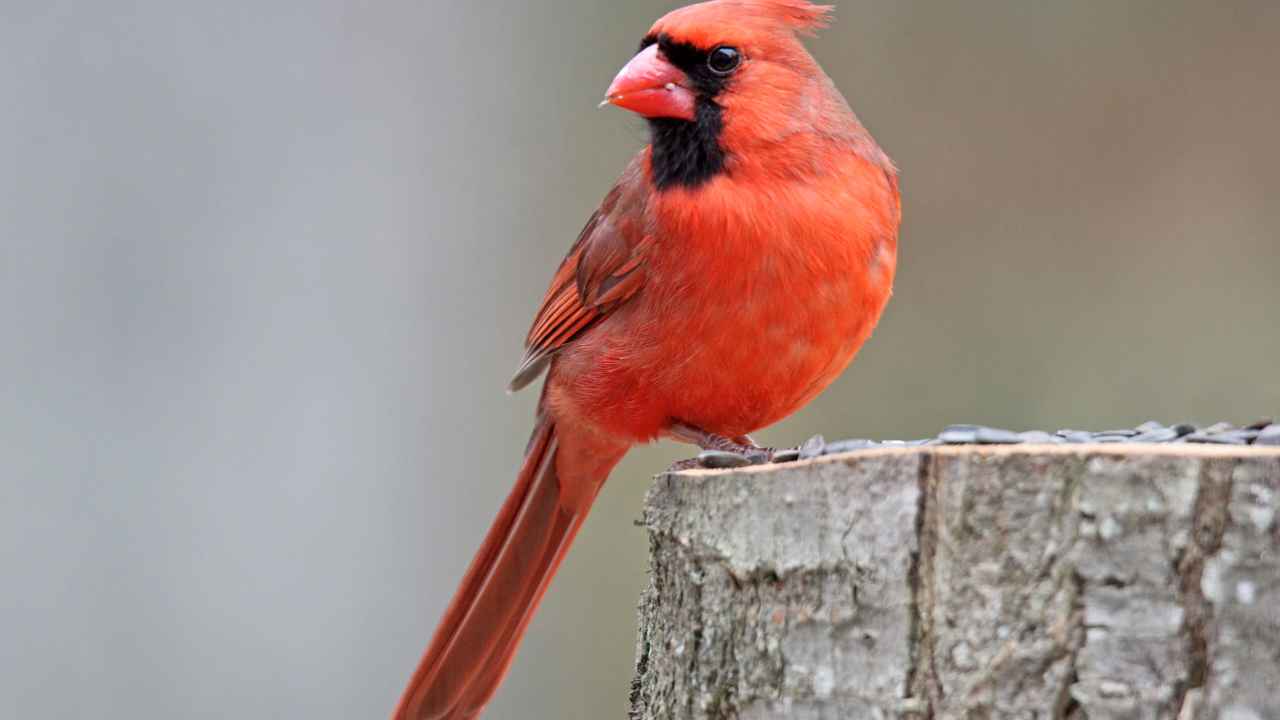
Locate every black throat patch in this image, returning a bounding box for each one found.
[640,34,730,191]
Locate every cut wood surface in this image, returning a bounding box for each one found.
[629,445,1280,720]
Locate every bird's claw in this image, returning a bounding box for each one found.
[666,457,709,472]
[666,424,827,471]
[669,443,817,472]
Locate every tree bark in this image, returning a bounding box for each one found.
[629,445,1280,720]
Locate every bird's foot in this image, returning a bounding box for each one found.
[665,448,770,472]
[666,423,824,471]
[666,456,710,472]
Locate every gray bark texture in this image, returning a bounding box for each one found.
[629,445,1280,720]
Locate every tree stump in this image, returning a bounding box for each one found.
[629,445,1280,720]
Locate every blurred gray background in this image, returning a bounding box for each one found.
[3,0,1278,717]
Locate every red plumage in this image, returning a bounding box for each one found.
[394,1,899,717]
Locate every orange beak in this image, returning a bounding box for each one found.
[602,44,697,121]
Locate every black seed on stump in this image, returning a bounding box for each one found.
[975,427,1023,444]
[1253,425,1280,446]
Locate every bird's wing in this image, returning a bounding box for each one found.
[508,162,652,392]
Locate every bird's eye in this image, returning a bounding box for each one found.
[707,46,741,75]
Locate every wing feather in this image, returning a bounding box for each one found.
[508,160,651,392]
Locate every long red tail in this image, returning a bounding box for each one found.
[393,418,610,719]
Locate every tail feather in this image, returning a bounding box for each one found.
[393,418,602,720]
[454,508,582,716]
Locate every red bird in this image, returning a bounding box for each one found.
[394,1,899,717]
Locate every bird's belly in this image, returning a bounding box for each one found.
[651,277,873,437]
[557,254,889,443]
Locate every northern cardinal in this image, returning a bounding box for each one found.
[394,1,899,717]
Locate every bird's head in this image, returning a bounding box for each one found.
[602,0,839,190]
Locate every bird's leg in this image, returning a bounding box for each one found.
[669,422,772,455]
[667,422,775,470]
